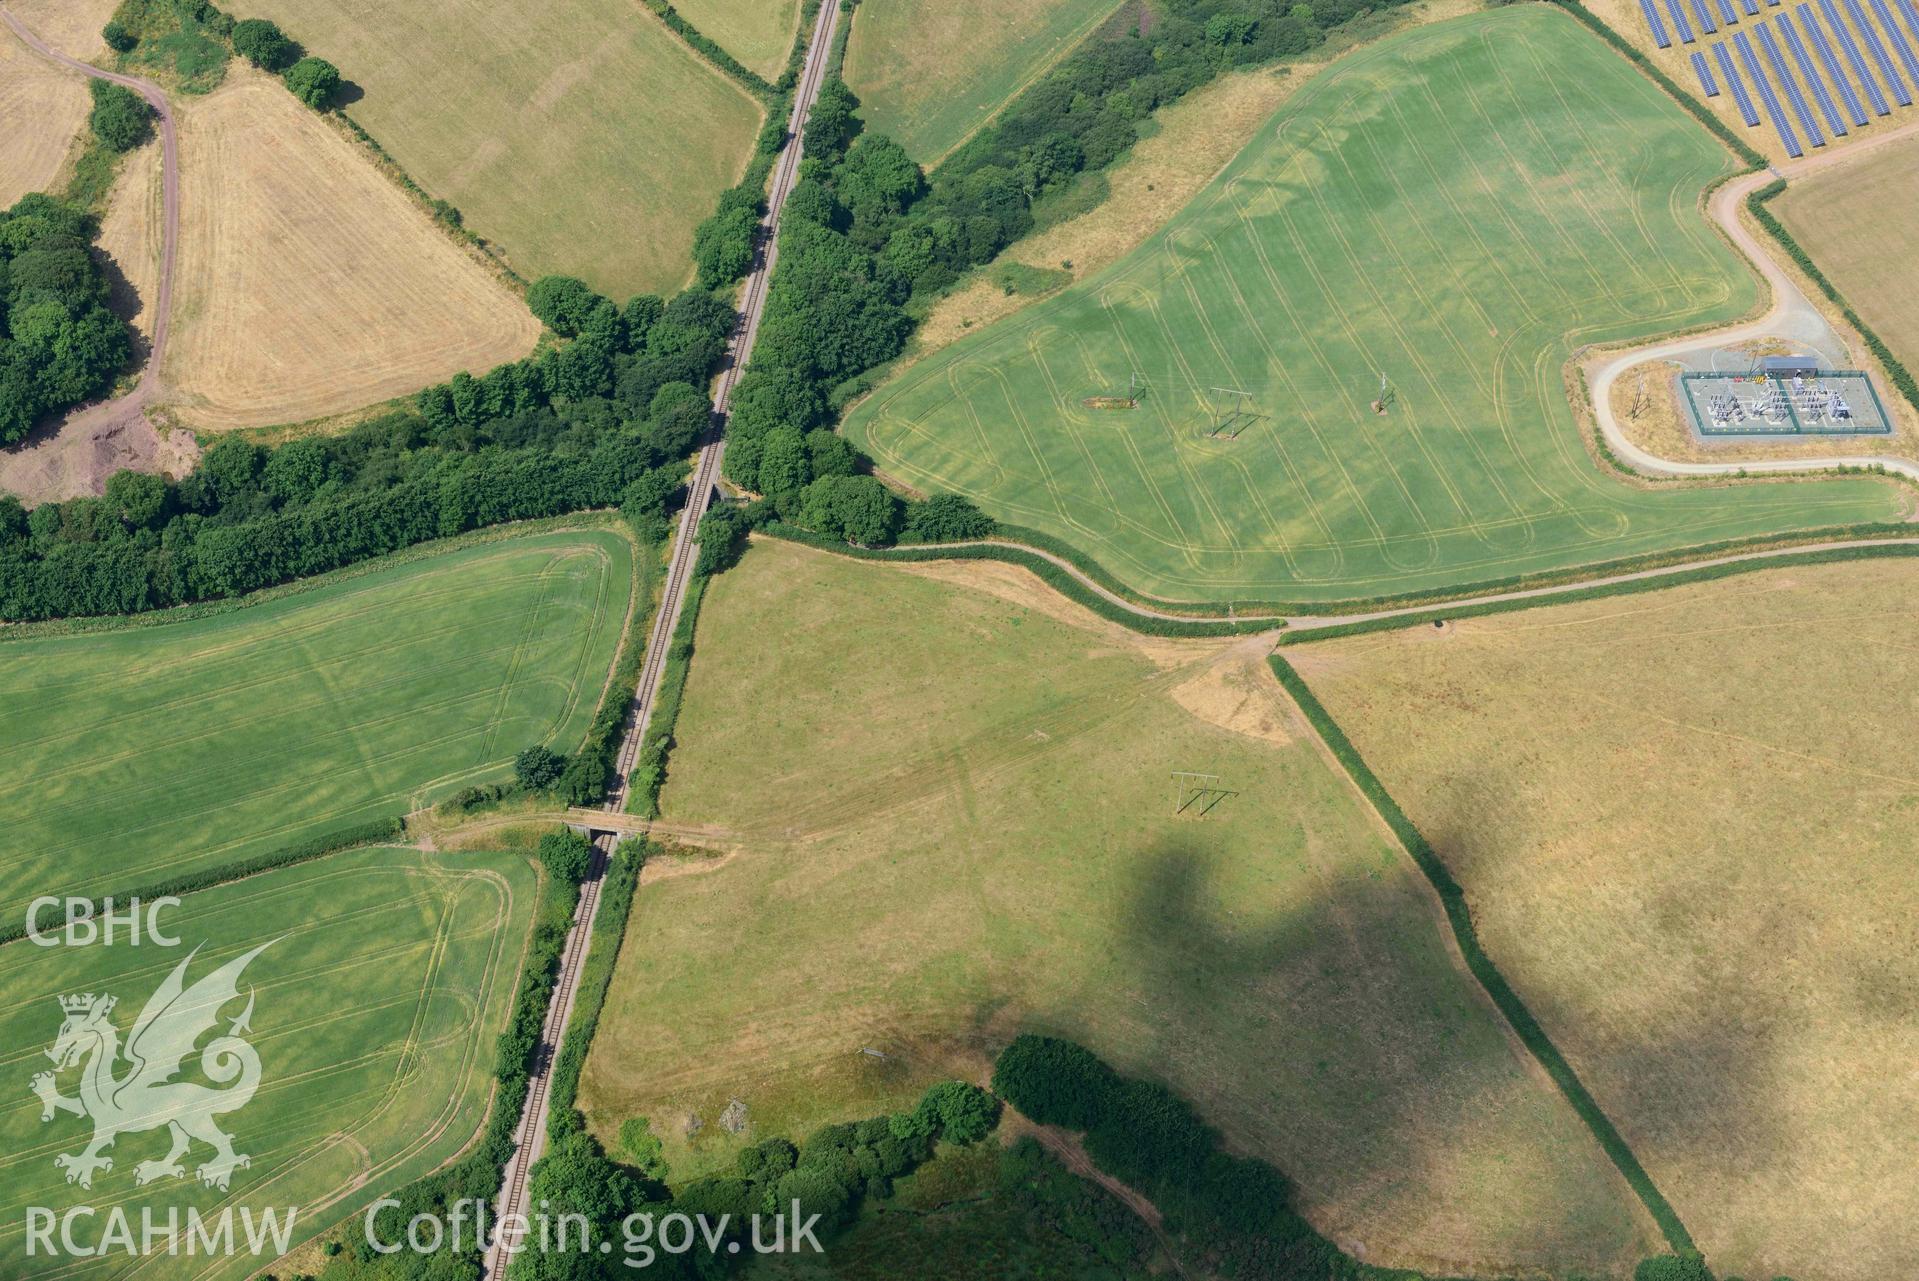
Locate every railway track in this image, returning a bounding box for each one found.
[480,2,842,1274]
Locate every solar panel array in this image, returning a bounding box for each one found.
[1693,48,1723,92]
[1626,0,1919,158]
[1641,0,1675,44]
[1715,40,1764,119]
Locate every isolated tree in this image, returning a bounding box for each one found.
[87,80,153,152]
[282,56,340,109]
[537,828,593,885]
[100,20,137,52]
[230,18,295,70]
[513,745,567,791]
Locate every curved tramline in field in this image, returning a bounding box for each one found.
[845,6,1905,606]
[0,528,634,925]
[0,846,534,1280]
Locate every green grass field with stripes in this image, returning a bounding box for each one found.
[845,6,1905,605]
[0,528,632,922]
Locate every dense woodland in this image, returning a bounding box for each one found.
[0,289,733,619]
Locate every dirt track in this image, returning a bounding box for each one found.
[0,4,184,501]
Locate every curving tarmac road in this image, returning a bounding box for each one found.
[1,6,178,409]
[1589,120,1919,484]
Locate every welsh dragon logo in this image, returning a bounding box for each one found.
[32,943,270,1192]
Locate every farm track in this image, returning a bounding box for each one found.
[0,6,178,435]
[480,1,842,1273]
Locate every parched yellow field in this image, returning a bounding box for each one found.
[843,0,1124,161]
[224,0,765,298]
[0,35,88,207]
[582,538,1661,1280]
[1290,557,1919,1281]
[157,69,540,430]
[1777,131,1919,374]
[7,0,117,58]
[97,137,162,343]
[671,0,800,80]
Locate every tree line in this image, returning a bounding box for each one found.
[103,0,340,109]
[0,282,734,620]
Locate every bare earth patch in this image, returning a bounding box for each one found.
[158,70,541,430]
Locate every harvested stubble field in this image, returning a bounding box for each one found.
[670,0,801,80]
[845,8,1903,606]
[1775,129,1919,376]
[223,0,765,298]
[0,845,533,1280]
[0,34,89,207]
[580,538,1662,1279]
[152,69,540,430]
[0,528,633,924]
[1289,556,1919,1281]
[842,0,1126,162]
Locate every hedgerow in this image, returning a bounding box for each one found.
[547,840,647,1142]
[1265,659,1697,1253]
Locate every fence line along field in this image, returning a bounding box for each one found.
[1288,556,1919,1281]
[0,528,633,925]
[669,0,802,80]
[153,69,541,431]
[0,845,534,1279]
[841,0,1127,162]
[1775,129,1919,374]
[845,7,1904,607]
[580,538,1662,1280]
[223,0,765,298]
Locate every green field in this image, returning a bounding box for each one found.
[581,539,1659,1279]
[842,0,1124,162]
[224,0,765,296]
[672,0,801,80]
[0,528,632,924]
[845,8,1904,605]
[0,845,533,1278]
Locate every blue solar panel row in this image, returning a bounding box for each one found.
[1757,19,1827,144]
[1718,0,1742,20]
[1843,0,1913,104]
[1868,0,1919,85]
[1736,29,1806,153]
[1692,48,1723,92]
[1640,0,1674,44]
[1716,40,1764,120]
[1898,0,1919,43]
[1780,11,1850,132]
[1743,0,1762,11]
[1821,0,1894,112]
[1667,0,1699,39]
[1695,0,1720,30]
[1799,6,1869,124]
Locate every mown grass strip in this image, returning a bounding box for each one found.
[1277,538,1919,644]
[1268,655,1696,1254]
[760,524,1272,636]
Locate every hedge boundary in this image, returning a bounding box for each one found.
[641,0,776,99]
[1276,538,1919,643]
[0,816,405,947]
[759,524,1272,637]
[625,571,710,815]
[1267,656,1696,1253]
[1746,180,1919,415]
[547,839,646,1137]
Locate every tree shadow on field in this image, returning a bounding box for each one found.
[95,252,151,373]
[329,78,365,109]
[1008,830,1792,1279]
